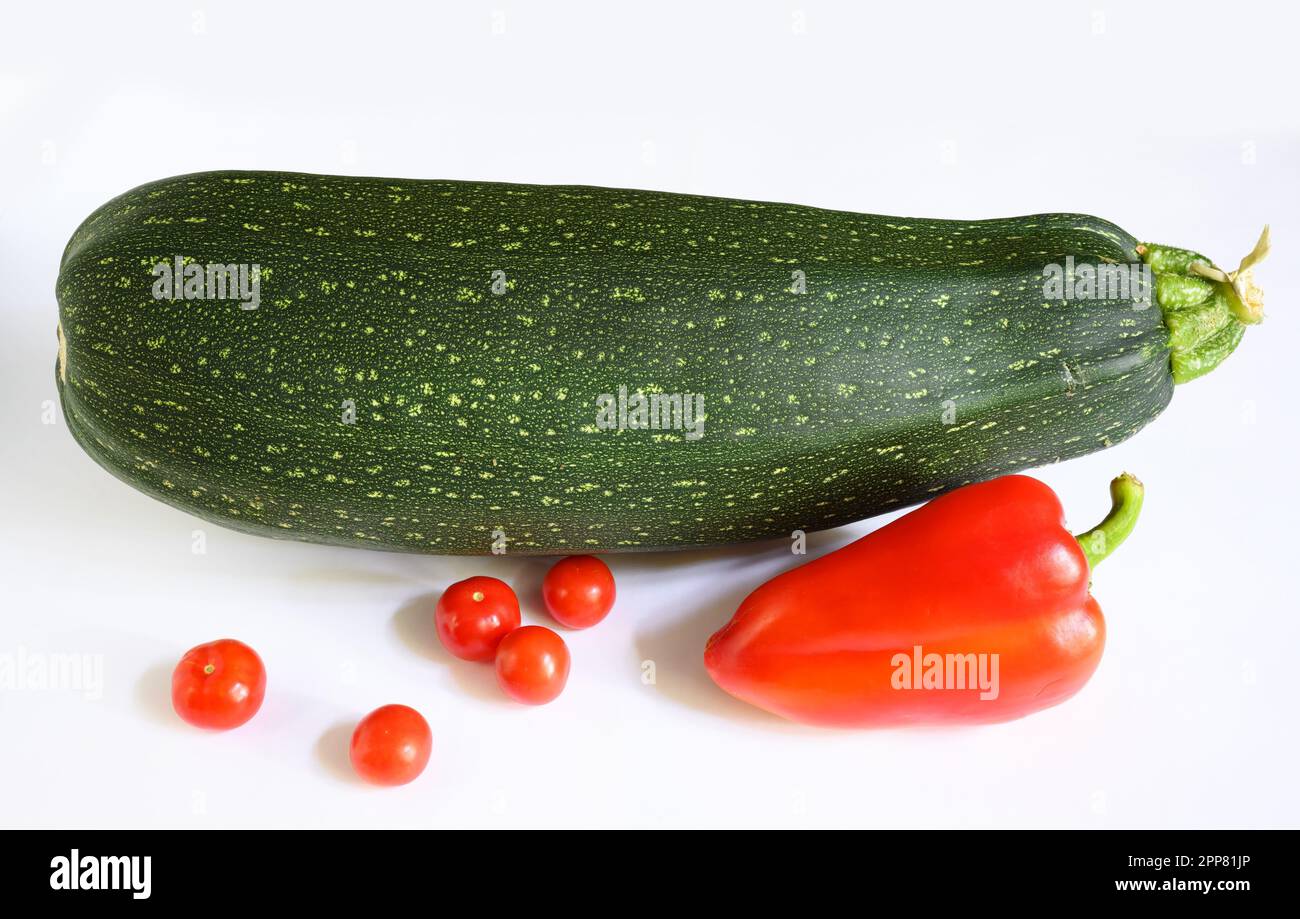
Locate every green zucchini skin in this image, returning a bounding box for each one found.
[57,171,1174,554]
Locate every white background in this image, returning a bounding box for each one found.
[2,0,1298,828]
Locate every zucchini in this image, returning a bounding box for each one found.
[55,171,1264,554]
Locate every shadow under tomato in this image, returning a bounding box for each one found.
[315,719,365,786]
[135,660,181,729]
[508,558,551,623]
[389,591,516,707]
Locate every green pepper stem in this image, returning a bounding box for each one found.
[1075,473,1145,570]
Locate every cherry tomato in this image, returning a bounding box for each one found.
[171,638,267,730]
[542,555,616,629]
[435,576,521,662]
[349,704,432,786]
[495,625,570,705]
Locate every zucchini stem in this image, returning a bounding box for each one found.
[1140,226,1269,383]
[1188,225,1269,324]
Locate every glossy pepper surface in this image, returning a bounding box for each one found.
[704,474,1144,727]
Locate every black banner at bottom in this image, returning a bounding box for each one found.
[1,829,1282,905]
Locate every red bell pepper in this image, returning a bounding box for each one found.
[704,474,1144,727]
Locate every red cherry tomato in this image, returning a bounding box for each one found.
[171,638,266,730]
[349,704,432,786]
[542,556,616,629]
[435,576,521,661]
[495,626,570,705]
